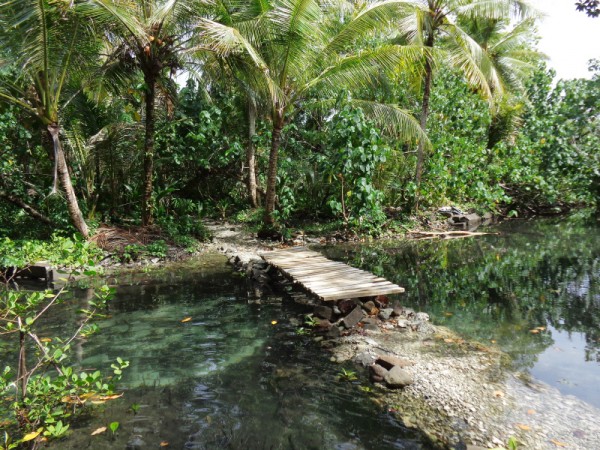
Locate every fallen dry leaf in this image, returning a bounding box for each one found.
[493,390,505,398]
[160,441,169,447]
[40,337,52,343]
[550,439,567,447]
[517,424,531,431]
[527,409,536,415]
[21,429,42,442]
[444,338,454,343]
[271,320,277,325]
[530,329,540,334]
[91,427,107,436]
[536,326,546,331]
[181,317,192,323]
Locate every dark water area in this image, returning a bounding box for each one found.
[11,257,429,450]
[323,217,600,408]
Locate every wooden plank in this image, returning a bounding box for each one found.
[260,248,404,302]
[321,286,405,302]
[299,278,396,289]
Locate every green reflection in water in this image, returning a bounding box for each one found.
[18,255,429,450]
[323,217,600,406]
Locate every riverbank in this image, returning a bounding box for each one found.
[203,219,600,450]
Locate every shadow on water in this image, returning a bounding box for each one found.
[323,217,600,408]
[10,256,431,449]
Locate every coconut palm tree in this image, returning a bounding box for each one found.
[82,0,210,226]
[0,0,100,237]
[458,16,543,149]
[396,0,537,205]
[199,0,430,225]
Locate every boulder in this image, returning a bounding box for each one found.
[369,363,389,382]
[362,300,378,315]
[314,305,334,321]
[378,308,394,320]
[384,366,413,388]
[354,352,377,367]
[342,306,365,329]
[376,354,414,370]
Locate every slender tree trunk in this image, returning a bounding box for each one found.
[247,98,258,208]
[415,33,435,210]
[18,329,27,399]
[142,77,156,226]
[0,190,53,225]
[264,109,284,225]
[47,124,89,238]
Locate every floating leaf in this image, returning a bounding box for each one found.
[91,427,107,436]
[493,390,504,398]
[490,339,497,344]
[517,424,531,430]
[550,439,567,447]
[271,320,278,325]
[181,317,192,323]
[160,442,169,447]
[21,428,43,442]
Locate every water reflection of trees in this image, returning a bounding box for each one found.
[323,218,600,367]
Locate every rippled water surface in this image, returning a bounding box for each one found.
[30,257,427,449]
[323,217,600,408]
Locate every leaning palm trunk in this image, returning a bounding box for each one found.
[48,124,89,238]
[142,78,156,226]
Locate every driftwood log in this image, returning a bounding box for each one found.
[407,230,496,240]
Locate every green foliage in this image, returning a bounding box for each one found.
[319,105,389,233]
[0,275,128,445]
[337,368,358,382]
[0,235,102,270]
[108,421,120,435]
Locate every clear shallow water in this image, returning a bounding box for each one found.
[323,217,600,408]
[23,258,428,450]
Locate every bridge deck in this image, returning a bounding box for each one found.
[260,247,404,301]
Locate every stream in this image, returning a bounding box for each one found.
[2,216,599,449]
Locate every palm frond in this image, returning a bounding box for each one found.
[304,45,426,96]
[324,0,415,54]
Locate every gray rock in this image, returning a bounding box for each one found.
[391,302,404,317]
[415,312,430,322]
[325,326,342,339]
[379,308,394,320]
[370,363,389,382]
[314,305,333,321]
[362,300,377,314]
[376,354,414,370]
[126,435,145,450]
[362,317,378,325]
[354,352,377,367]
[396,319,408,329]
[384,366,413,388]
[342,306,364,329]
[363,324,380,333]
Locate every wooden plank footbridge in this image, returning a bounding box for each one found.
[260,247,404,301]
